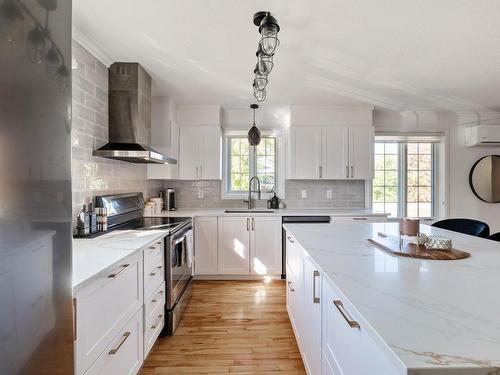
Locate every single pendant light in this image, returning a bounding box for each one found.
[248,104,261,146]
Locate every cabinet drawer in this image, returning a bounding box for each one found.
[285,233,303,279]
[144,260,164,298]
[85,308,144,375]
[144,240,164,274]
[75,253,143,375]
[144,289,165,357]
[322,278,400,375]
[285,265,302,349]
[145,282,165,324]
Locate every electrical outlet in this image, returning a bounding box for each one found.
[326,189,333,199]
[301,189,308,199]
[198,190,204,199]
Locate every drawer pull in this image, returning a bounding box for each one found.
[156,241,162,245]
[107,264,130,278]
[151,290,164,303]
[287,281,295,292]
[108,332,130,354]
[151,314,163,329]
[333,300,360,329]
[353,217,368,221]
[287,236,294,243]
[313,270,320,304]
[149,265,163,276]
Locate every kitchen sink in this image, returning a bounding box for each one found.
[224,209,275,214]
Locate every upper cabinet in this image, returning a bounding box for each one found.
[178,126,222,180]
[288,126,373,180]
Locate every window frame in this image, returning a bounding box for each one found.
[372,140,439,220]
[222,131,282,200]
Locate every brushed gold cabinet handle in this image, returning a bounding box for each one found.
[333,300,360,328]
[108,332,130,354]
[108,264,130,278]
[313,270,320,304]
[151,314,163,329]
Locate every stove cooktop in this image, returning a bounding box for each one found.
[113,217,191,232]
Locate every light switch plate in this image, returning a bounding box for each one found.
[301,189,307,199]
[326,189,333,199]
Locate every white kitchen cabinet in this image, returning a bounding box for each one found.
[349,126,374,179]
[288,126,322,179]
[85,308,144,375]
[322,126,349,179]
[217,217,250,274]
[194,216,218,274]
[322,277,400,375]
[75,253,143,375]
[286,265,302,349]
[301,256,322,375]
[178,126,221,180]
[288,126,373,180]
[250,217,282,275]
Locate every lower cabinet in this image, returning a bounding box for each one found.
[195,216,282,276]
[85,308,144,375]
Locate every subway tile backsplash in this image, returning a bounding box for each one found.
[162,180,365,209]
[71,41,161,226]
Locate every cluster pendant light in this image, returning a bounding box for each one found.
[0,0,69,91]
[251,11,280,103]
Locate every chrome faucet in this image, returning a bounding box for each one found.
[247,176,261,210]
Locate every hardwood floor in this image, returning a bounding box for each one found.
[140,280,306,374]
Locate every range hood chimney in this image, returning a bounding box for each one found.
[93,62,177,164]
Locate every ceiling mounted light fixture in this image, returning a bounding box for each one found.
[248,104,261,146]
[253,82,266,102]
[250,11,280,103]
[256,44,273,75]
[254,11,280,55]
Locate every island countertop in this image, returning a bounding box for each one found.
[283,222,500,374]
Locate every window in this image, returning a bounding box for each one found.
[373,140,437,219]
[226,136,277,195]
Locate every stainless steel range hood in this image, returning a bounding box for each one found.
[93,62,177,164]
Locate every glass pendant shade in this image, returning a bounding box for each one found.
[55,64,69,91]
[248,104,261,146]
[27,26,47,64]
[0,0,24,44]
[45,46,60,78]
[256,46,273,75]
[259,13,280,55]
[253,85,266,102]
[254,65,268,90]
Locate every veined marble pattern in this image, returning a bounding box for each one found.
[283,222,500,374]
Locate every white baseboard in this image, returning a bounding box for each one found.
[193,274,283,281]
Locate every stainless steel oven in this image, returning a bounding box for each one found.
[162,220,193,335]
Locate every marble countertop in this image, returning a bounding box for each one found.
[147,208,389,218]
[72,228,169,291]
[283,222,500,373]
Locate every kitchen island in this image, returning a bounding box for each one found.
[283,221,500,375]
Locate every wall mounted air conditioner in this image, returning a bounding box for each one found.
[465,125,500,147]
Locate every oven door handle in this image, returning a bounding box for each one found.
[172,235,186,246]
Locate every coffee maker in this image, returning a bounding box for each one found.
[163,188,176,211]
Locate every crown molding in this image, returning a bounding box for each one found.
[72,26,113,67]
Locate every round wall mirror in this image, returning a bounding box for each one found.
[469,155,500,203]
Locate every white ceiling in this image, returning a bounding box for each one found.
[73,0,500,112]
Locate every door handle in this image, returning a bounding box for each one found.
[247,218,250,231]
[319,165,322,178]
[107,264,130,278]
[252,218,255,231]
[313,270,320,304]
[351,166,354,178]
[108,332,130,354]
[333,300,360,328]
[345,166,349,178]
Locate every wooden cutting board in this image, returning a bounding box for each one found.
[367,233,471,260]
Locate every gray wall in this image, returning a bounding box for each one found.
[71,41,161,224]
[162,180,365,209]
